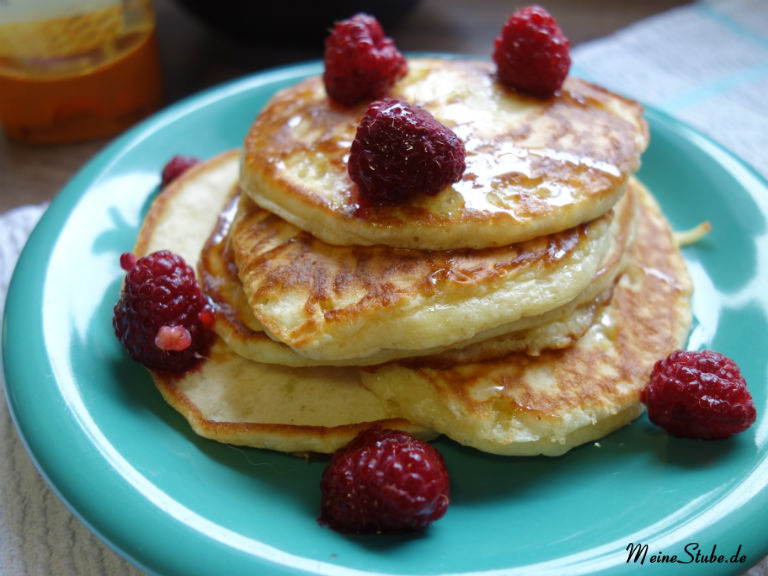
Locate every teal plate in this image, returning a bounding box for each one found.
[3,60,768,576]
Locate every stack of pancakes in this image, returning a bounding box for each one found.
[133,58,693,456]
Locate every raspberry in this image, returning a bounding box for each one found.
[493,5,571,98]
[640,350,756,440]
[113,250,213,373]
[161,155,199,188]
[348,98,466,204]
[323,13,407,106]
[320,427,450,533]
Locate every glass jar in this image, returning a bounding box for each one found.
[0,0,162,143]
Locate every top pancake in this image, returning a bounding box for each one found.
[241,57,649,250]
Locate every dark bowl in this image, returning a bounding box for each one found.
[172,0,422,48]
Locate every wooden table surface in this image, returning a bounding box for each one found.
[0,0,693,214]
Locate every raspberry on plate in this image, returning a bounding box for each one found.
[323,13,407,106]
[161,155,199,188]
[320,427,450,534]
[113,250,213,374]
[493,5,571,98]
[348,97,466,204]
[640,350,757,440]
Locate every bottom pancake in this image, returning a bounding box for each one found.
[131,150,432,454]
[358,181,693,456]
[151,340,433,455]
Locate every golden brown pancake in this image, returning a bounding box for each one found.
[153,340,434,455]
[130,150,433,454]
[358,181,693,456]
[241,57,648,250]
[201,178,637,366]
[133,151,241,266]
[227,190,616,364]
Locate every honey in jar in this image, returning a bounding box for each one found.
[0,0,162,143]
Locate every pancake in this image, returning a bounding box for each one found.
[227,188,617,364]
[153,340,434,455]
[241,57,648,250]
[133,151,241,265]
[201,177,638,366]
[358,181,693,456]
[130,150,433,454]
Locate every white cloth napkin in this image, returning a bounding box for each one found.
[572,0,768,181]
[2,0,767,574]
